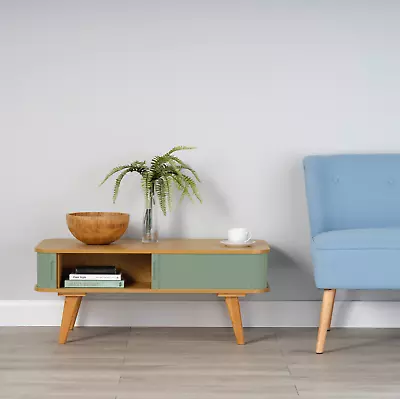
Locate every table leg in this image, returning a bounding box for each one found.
[70,296,82,330]
[220,295,245,345]
[59,295,84,344]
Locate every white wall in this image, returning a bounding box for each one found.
[2,1,400,325]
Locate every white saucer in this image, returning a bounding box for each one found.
[221,240,256,247]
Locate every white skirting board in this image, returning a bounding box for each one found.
[1,300,400,327]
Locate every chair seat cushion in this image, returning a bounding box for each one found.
[311,228,400,289]
[313,228,400,250]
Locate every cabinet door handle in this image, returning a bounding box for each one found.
[50,260,55,283]
[152,256,157,286]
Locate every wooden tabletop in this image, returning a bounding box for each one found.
[35,239,270,254]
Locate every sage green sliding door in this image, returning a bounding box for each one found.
[37,253,57,289]
[152,254,268,290]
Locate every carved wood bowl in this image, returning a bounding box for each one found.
[66,212,130,245]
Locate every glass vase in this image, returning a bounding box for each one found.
[142,194,159,243]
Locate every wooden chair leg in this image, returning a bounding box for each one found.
[327,289,336,331]
[223,296,245,345]
[59,296,83,344]
[316,289,336,354]
[69,296,82,330]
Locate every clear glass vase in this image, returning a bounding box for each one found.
[142,194,159,243]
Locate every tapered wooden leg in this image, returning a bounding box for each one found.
[316,289,336,354]
[59,296,82,344]
[69,296,82,330]
[223,296,245,345]
[327,289,336,331]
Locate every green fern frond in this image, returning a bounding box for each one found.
[150,155,168,172]
[156,179,167,216]
[140,174,147,191]
[170,174,192,203]
[171,173,184,190]
[140,175,148,201]
[130,161,148,175]
[100,165,130,186]
[182,174,202,202]
[141,172,155,206]
[167,146,196,155]
[165,176,173,210]
[161,164,182,177]
[166,159,186,181]
[150,155,161,168]
[113,169,131,203]
[168,155,200,182]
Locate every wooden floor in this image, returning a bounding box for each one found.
[1,327,400,398]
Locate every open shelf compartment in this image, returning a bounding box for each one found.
[58,253,152,290]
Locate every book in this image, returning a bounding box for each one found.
[75,266,117,275]
[69,274,122,281]
[64,280,125,288]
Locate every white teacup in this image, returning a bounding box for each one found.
[228,228,252,243]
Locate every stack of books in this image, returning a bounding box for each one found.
[64,266,125,288]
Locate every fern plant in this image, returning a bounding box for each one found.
[100,146,201,216]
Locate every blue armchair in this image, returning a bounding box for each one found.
[303,154,400,353]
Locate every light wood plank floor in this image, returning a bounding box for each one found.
[0,327,400,398]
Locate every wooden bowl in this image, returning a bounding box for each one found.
[66,212,129,245]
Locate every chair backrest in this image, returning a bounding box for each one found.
[303,154,400,237]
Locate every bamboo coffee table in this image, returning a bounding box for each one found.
[35,239,270,345]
